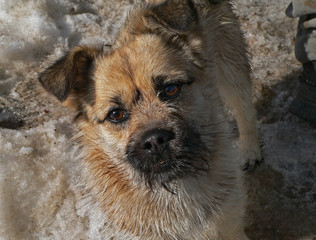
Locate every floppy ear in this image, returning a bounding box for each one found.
[39,45,102,103]
[144,0,198,34]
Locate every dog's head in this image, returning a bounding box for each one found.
[39,0,226,192]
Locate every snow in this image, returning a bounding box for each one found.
[0,119,77,239]
[0,0,315,239]
[0,0,130,98]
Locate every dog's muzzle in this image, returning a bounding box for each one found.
[125,124,210,191]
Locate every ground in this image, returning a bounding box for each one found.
[0,0,315,239]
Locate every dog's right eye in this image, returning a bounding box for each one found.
[159,83,183,101]
[106,108,129,123]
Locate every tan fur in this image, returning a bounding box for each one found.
[39,0,260,239]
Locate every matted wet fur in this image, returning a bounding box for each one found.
[39,0,261,239]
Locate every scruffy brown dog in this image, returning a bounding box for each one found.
[39,0,261,239]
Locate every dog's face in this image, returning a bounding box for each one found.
[39,0,224,192]
[93,35,216,191]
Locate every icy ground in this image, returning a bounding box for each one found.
[0,0,315,239]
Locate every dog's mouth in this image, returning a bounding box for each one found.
[125,123,210,192]
[153,159,167,172]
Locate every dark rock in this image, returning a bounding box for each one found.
[0,108,24,129]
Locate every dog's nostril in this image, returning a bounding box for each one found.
[141,128,175,152]
[157,137,164,145]
[144,141,152,150]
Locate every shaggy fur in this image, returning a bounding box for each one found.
[39,0,260,239]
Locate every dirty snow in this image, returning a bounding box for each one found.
[0,0,315,239]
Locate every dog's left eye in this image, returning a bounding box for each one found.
[160,84,182,101]
[107,108,129,123]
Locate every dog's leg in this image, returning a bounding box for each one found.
[220,230,250,240]
[208,212,250,240]
[225,230,250,240]
[216,65,262,170]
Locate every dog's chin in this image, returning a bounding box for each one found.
[143,156,209,193]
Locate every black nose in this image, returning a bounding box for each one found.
[141,129,175,155]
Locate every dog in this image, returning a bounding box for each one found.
[39,0,261,239]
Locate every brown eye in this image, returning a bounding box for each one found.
[109,110,123,120]
[107,109,128,123]
[165,85,179,97]
[160,84,182,101]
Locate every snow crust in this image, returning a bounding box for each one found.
[0,0,130,97]
[0,119,81,239]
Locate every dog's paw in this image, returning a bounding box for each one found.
[240,146,263,171]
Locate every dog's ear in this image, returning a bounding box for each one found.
[143,0,224,34]
[39,45,102,103]
[144,0,198,34]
